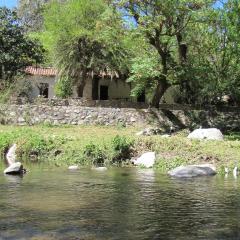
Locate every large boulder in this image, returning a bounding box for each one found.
[4,162,23,175]
[187,128,223,140]
[132,152,156,168]
[168,164,216,178]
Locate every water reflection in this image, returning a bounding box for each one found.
[0,168,240,239]
[4,174,24,184]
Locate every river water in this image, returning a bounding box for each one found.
[0,168,240,240]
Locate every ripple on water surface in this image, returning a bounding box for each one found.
[0,168,240,240]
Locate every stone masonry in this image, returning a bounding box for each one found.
[0,101,240,132]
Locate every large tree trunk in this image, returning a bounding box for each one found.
[76,71,87,98]
[151,78,169,108]
[150,48,169,108]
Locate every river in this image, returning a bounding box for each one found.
[0,167,239,240]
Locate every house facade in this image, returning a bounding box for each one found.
[24,66,142,102]
[24,66,180,104]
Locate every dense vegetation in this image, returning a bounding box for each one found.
[0,7,44,85]
[0,125,240,174]
[1,0,240,107]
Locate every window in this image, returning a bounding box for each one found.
[39,83,49,98]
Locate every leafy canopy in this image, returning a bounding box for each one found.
[0,7,44,83]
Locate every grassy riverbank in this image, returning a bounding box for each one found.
[0,125,240,173]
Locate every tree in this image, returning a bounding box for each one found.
[17,0,50,32]
[113,0,215,107]
[0,7,44,84]
[182,0,240,105]
[41,0,128,97]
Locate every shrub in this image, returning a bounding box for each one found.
[55,76,73,98]
[83,142,105,165]
[111,135,134,163]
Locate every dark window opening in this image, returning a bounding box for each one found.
[39,83,49,98]
[137,91,145,103]
[100,85,109,100]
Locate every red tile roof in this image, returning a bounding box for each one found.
[25,66,119,78]
[25,66,57,76]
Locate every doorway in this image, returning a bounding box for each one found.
[100,85,109,100]
[137,91,145,103]
[39,83,49,98]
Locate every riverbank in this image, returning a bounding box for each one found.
[0,125,240,173]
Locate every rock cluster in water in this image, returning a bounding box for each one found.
[168,164,216,178]
[4,144,25,175]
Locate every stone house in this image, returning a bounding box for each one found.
[24,66,145,102]
[24,66,180,104]
[25,66,57,99]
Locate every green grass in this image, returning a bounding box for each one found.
[0,125,240,173]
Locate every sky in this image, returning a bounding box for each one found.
[0,0,18,8]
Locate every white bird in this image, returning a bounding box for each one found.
[224,167,229,174]
[6,144,17,166]
[233,166,238,178]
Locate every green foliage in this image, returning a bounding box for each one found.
[0,7,44,82]
[83,142,106,165]
[154,157,188,172]
[127,54,161,99]
[55,76,73,98]
[0,128,70,164]
[111,135,134,162]
[39,0,123,97]
[17,0,49,32]
[0,125,240,173]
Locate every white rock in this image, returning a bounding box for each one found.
[187,128,223,140]
[6,144,17,165]
[130,117,136,122]
[4,162,23,175]
[168,164,216,178]
[136,128,162,136]
[133,152,156,168]
[92,167,107,171]
[233,166,238,178]
[136,131,144,136]
[161,134,171,138]
[68,165,79,170]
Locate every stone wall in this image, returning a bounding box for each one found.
[0,104,154,126]
[0,102,240,132]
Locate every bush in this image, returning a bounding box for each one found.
[111,135,134,163]
[154,157,187,172]
[0,129,59,164]
[83,142,106,165]
[55,76,73,98]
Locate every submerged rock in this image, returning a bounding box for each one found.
[132,152,156,168]
[187,128,223,140]
[68,165,79,170]
[168,164,216,178]
[4,162,23,175]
